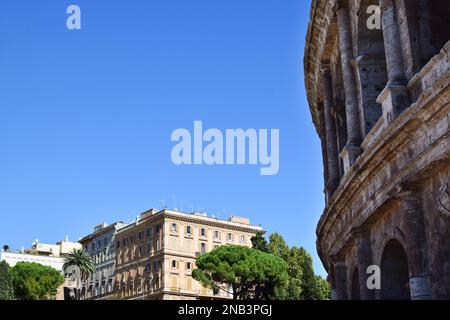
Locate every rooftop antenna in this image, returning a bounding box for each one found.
[180,201,187,212]
[170,194,177,211]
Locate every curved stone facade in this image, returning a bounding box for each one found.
[305,0,450,299]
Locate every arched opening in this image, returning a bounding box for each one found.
[351,267,361,300]
[428,0,450,54]
[380,240,410,300]
[400,0,450,78]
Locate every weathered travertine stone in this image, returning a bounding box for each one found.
[322,68,340,197]
[305,0,450,300]
[336,1,363,168]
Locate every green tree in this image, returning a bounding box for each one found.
[267,233,329,300]
[63,248,95,300]
[2,245,10,252]
[268,233,290,261]
[315,275,331,300]
[0,261,14,300]
[295,247,319,300]
[11,262,64,300]
[250,232,269,253]
[192,245,288,300]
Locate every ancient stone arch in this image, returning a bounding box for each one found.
[380,239,410,300]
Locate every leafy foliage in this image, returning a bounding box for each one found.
[0,261,14,300]
[250,232,269,253]
[315,275,331,300]
[253,232,331,300]
[192,245,289,300]
[11,262,64,300]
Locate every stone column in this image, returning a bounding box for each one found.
[376,0,410,122]
[353,228,375,300]
[400,191,432,300]
[332,259,348,300]
[321,67,340,198]
[332,103,347,177]
[336,1,363,172]
[327,275,338,300]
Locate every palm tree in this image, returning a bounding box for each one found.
[63,248,95,300]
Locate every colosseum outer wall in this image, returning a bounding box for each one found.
[305,0,450,300]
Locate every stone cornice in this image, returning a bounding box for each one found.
[304,0,338,136]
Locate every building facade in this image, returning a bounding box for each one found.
[0,245,78,300]
[26,239,82,258]
[305,0,450,299]
[114,209,263,300]
[0,250,65,271]
[79,222,128,300]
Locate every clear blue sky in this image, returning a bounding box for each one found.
[0,0,326,275]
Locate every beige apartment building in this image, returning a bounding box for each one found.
[25,239,82,258]
[114,208,263,300]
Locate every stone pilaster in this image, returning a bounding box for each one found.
[332,258,348,300]
[377,0,410,122]
[399,191,432,300]
[336,1,362,171]
[353,227,375,300]
[321,67,340,198]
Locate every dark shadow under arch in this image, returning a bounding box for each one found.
[380,239,410,300]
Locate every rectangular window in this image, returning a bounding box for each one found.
[201,228,206,237]
[146,227,152,237]
[145,263,151,273]
[172,260,177,269]
[228,233,233,241]
[186,262,192,271]
[122,238,126,246]
[171,223,177,232]
[214,230,220,239]
[146,242,152,254]
[186,225,192,235]
[156,224,161,233]
[156,239,161,251]
[240,235,246,244]
[138,246,142,256]
[138,231,143,240]
[117,241,120,249]
[200,242,206,254]
[104,237,108,246]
